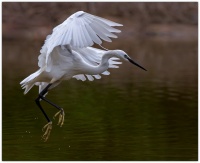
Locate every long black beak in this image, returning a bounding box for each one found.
[127,57,147,71]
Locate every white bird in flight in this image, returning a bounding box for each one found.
[20,11,146,141]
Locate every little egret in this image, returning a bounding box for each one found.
[20,11,147,141]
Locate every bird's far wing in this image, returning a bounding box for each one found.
[38,45,73,72]
[72,47,122,81]
[41,11,123,69]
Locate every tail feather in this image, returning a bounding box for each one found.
[23,84,35,94]
[20,69,43,94]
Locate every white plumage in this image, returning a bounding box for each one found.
[20,11,146,141]
[41,11,122,71]
[20,11,124,94]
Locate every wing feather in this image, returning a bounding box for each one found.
[94,19,121,33]
[73,74,86,81]
[93,75,101,79]
[72,25,78,46]
[102,71,110,75]
[85,24,102,45]
[78,20,88,47]
[86,75,94,81]
[93,21,118,38]
[38,11,123,74]
[90,23,112,42]
[72,47,122,81]
[41,11,122,69]
[81,24,93,46]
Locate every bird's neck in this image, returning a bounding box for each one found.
[82,50,116,75]
[99,50,115,67]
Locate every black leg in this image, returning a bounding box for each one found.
[35,98,51,122]
[40,96,63,111]
[35,84,52,122]
[35,83,63,122]
[35,84,65,126]
[35,83,65,141]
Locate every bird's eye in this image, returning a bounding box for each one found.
[124,55,128,59]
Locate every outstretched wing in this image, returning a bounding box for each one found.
[40,11,123,70]
[72,47,122,81]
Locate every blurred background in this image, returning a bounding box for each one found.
[2,2,198,161]
[3,2,198,40]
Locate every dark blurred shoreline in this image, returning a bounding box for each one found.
[2,2,198,41]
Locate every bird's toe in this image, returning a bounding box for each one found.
[42,121,52,142]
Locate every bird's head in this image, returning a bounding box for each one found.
[114,50,147,71]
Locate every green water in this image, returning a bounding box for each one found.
[2,39,198,161]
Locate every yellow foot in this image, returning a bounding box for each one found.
[42,121,52,142]
[53,109,65,127]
